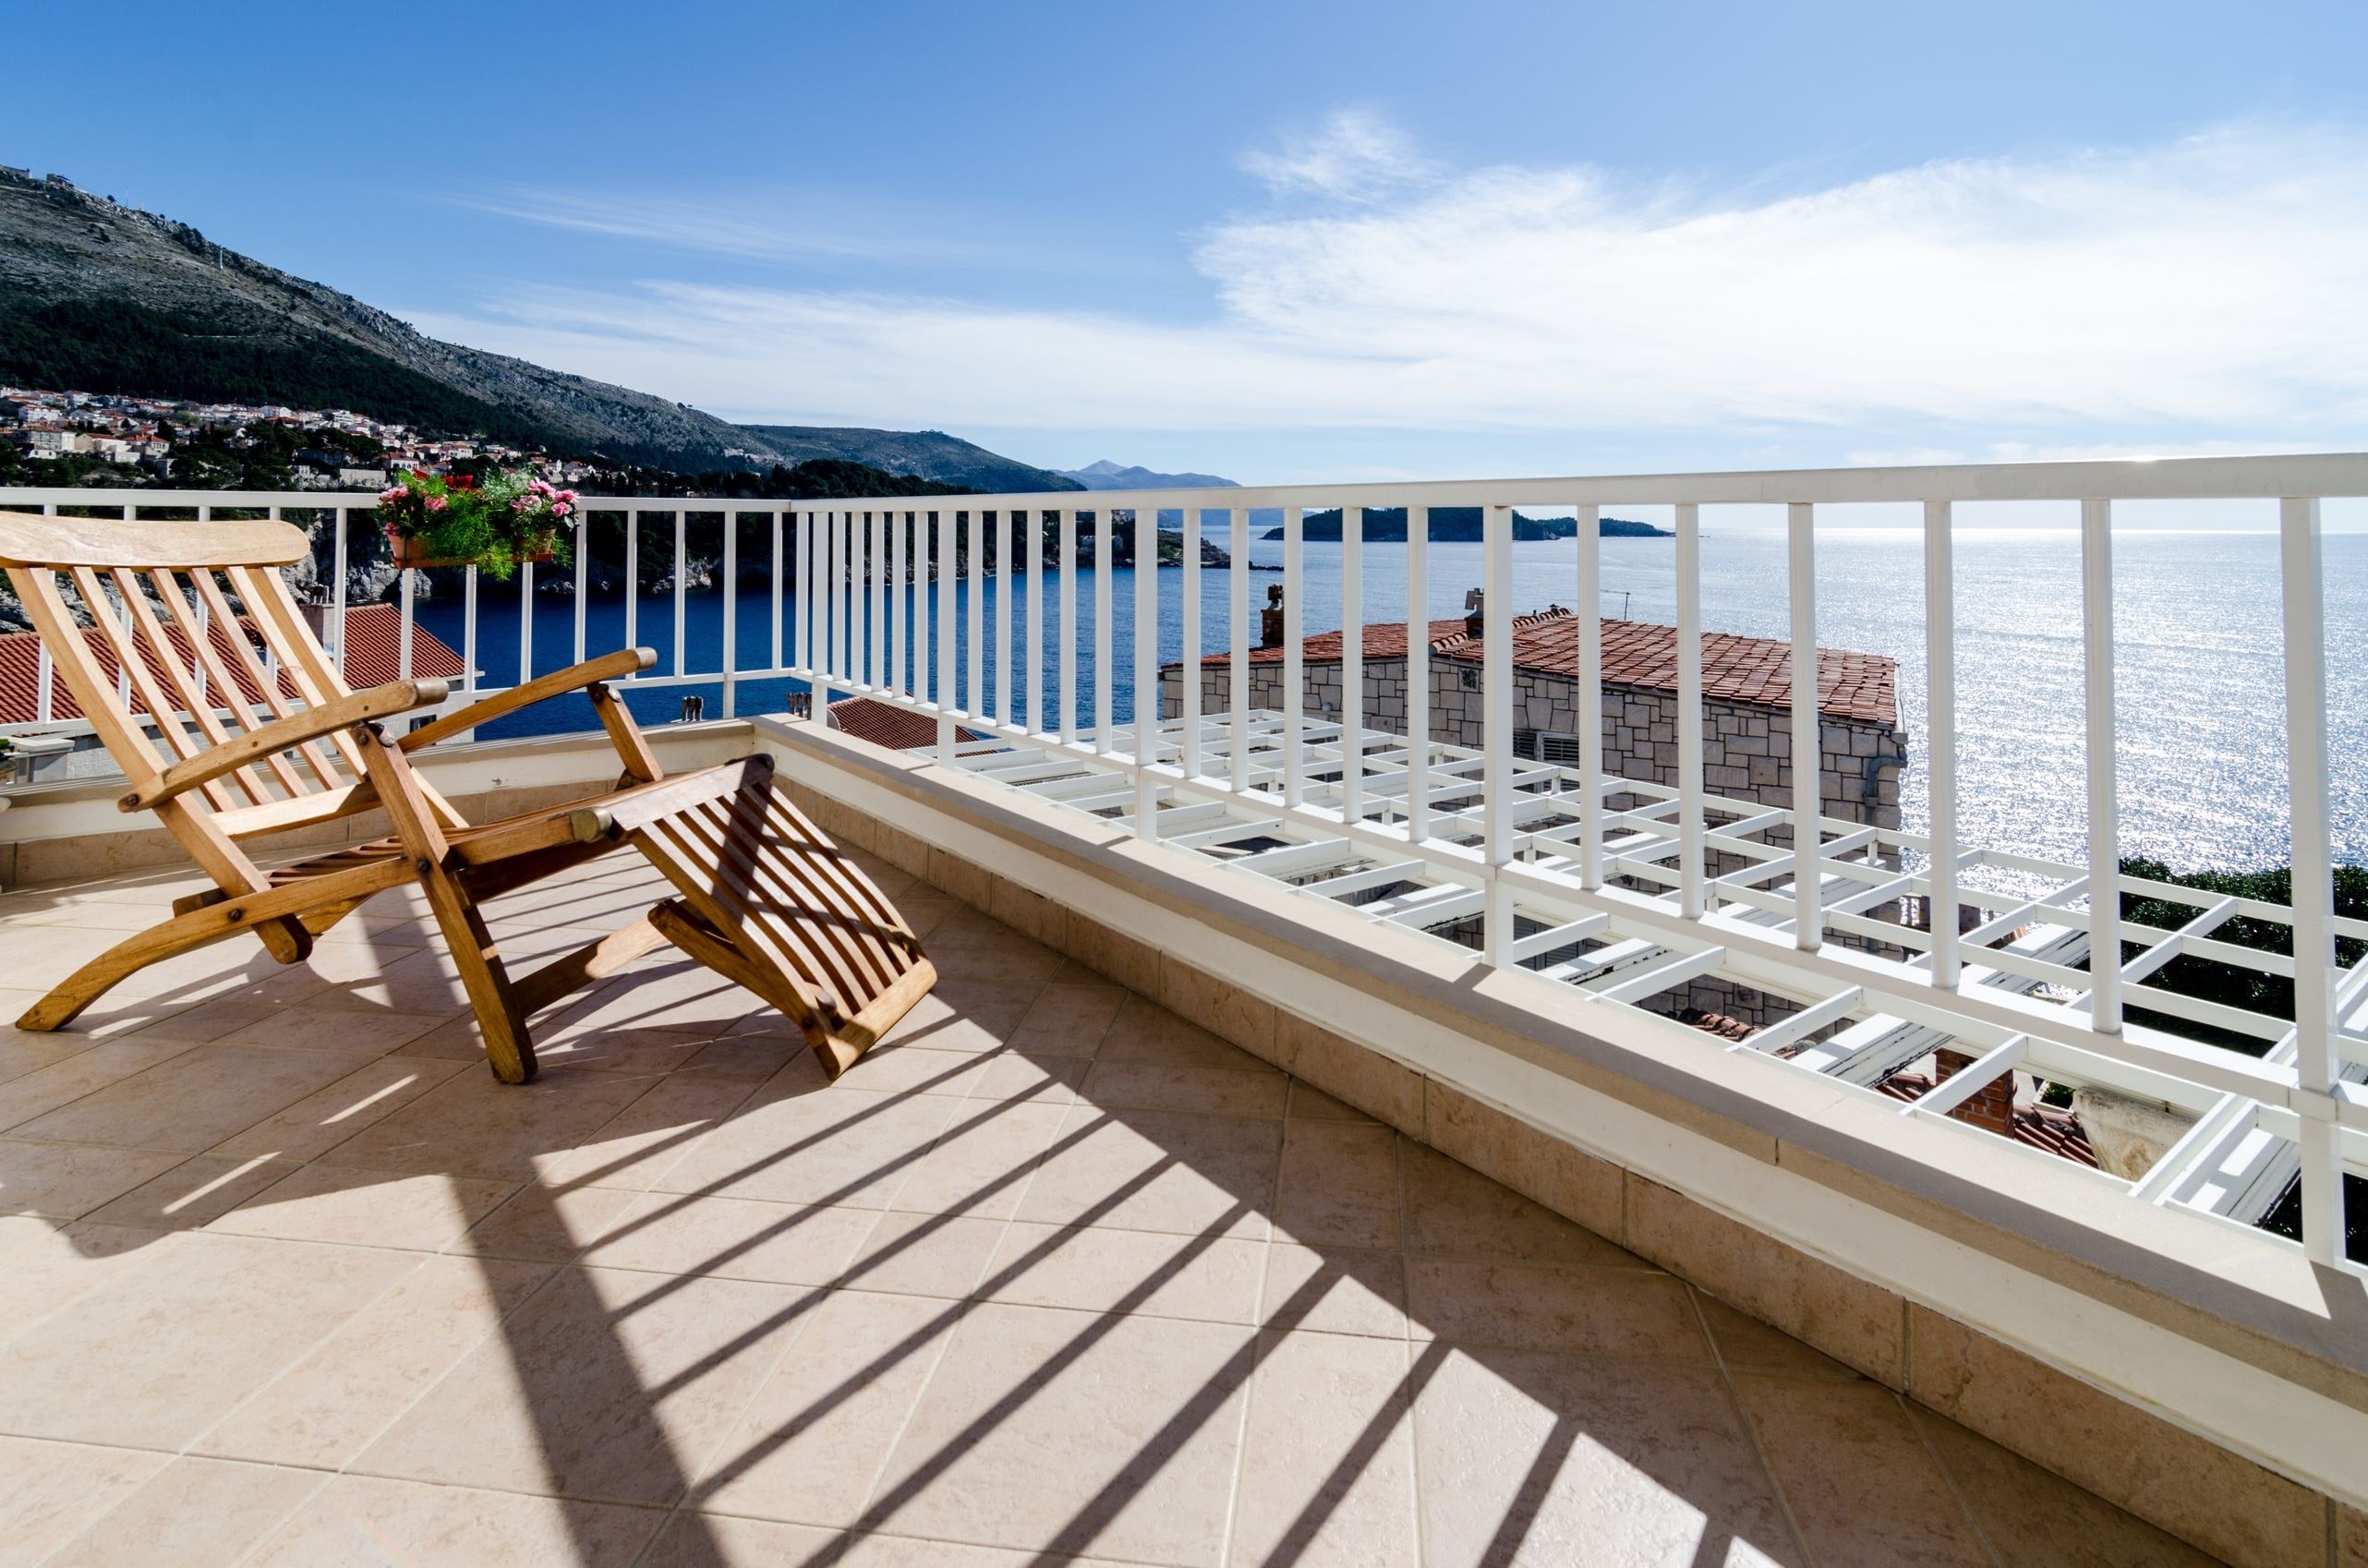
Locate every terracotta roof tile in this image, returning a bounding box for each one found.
[827,695,981,751]
[1876,1071,2098,1168]
[1174,608,1896,726]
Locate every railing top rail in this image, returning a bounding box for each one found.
[7,451,2367,515]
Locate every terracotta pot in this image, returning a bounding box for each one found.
[387,534,467,570]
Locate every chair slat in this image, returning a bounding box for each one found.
[10,568,164,786]
[187,567,345,796]
[68,566,236,813]
[145,568,308,801]
[229,565,371,781]
[109,568,275,808]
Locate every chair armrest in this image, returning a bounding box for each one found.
[397,647,657,753]
[120,679,449,812]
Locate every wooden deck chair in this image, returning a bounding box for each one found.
[0,509,933,1083]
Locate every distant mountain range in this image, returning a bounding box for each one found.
[1057,460,1238,490]
[1278,507,1671,541]
[0,168,1080,491]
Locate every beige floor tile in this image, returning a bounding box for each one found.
[535,1073,764,1192]
[847,1211,1009,1299]
[1077,1060,1288,1117]
[6,1043,381,1152]
[245,1474,665,1567]
[677,1029,814,1081]
[306,947,477,1016]
[643,1512,1087,1566]
[45,1454,327,1568]
[1695,1292,1862,1381]
[0,1031,106,1087]
[0,1136,186,1219]
[835,1042,996,1098]
[0,1221,179,1347]
[1406,1258,1710,1361]
[864,1301,1253,1566]
[356,1263,814,1507]
[208,1162,520,1250]
[888,1099,1070,1222]
[981,1220,1266,1324]
[1234,1330,1420,1568]
[695,1287,965,1528]
[1262,1243,1410,1340]
[0,1231,421,1448]
[1909,1405,2221,1568]
[0,1038,202,1133]
[1287,1080,1381,1123]
[206,1054,474,1163]
[586,1192,882,1286]
[197,1253,555,1468]
[1096,995,1271,1070]
[1733,1375,1989,1568]
[0,1435,170,1565]
[1275,1121,1400,1248]
[1415,1346,1804,1567]
[652,1087,959,1210]
[81,1151,301,1230]
[928,938,1065,986]
[545,962,763,1038]
[1400,1143,1642,1270]
[960,1045,1091,1106]
[453,1183,643,1263]
[1017,1105,1280,1239]
[882,977,1044,1054]
[316,1065,666,1179]
[1005,982,1126,1056]
[224,1006,451,1055]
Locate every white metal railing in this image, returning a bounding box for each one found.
[3,456,2363,1271]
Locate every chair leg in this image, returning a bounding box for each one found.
[417,869,536,1084]
[15,907,230,1031]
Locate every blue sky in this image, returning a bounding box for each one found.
[15,1,2368,483]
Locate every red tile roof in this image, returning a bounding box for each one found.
[827,695,981,751]
[0,602,465,727]
[1172,608,1896,726]
[1876,1071,2098,1167]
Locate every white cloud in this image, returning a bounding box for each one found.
[411,119,2368,449]
[1239,110,1440,202]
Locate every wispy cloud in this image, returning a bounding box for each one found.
[1239,110,1440,202]
[444,185,989,265]
[410,119,2368,451]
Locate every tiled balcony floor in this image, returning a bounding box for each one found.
[0,848,2218,1567]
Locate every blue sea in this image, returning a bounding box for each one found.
[415,524,2368,876]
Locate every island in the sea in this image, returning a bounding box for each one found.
[1267,506,1671,541]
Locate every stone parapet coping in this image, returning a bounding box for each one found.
[755,714,2368,1568]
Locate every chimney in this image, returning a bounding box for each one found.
[1932,1049,2016,1138]
[1259,584,1286,648]
[1463,586,1484,639]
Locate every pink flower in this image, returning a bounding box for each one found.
[551,501,573,518]
[426,495,448,512]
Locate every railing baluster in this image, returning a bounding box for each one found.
[1788,501,1820,947]
[1925,499,1960,989]
[936,508,956,761]
[1407,505,1428,843]
[331,506,348,679]
[574,507,589,669]
[1228,506,1248,796]
[960,508,977,717]
[1135,504,1158,838]
[840,509,856,688]
[890,509,905,696]
[1181,504,1201,778]
[2081,497,2121,1032]
[1341,504,1363,826]
[770,508,784,681]
[1575,502,1601,889]
[1676,501,1704,921]
[398,560,415,684]
[623,508,640,677]
[462,565,477,698]
[909,509,929,706]
[998,507,1015,729]
[869,509,885,693]
[1282,504,1304,806]
[672,509,687,681]
[2281,495,2341,1265]
[518,557,535,689]
[1094,504,1113,752]
[1027,508,1045,736]
[1060,507,1078,744]
[1482,502,1514,965]
[719,512,735,718]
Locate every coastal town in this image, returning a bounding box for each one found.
[0,383,604,488]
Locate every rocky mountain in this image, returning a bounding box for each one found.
[1057,460,1238,490]
[0,167,1073,488]
[737,426,1081,493]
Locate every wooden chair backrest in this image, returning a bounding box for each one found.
[0,511,433,871]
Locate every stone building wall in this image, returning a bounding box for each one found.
[1159,656,1903,834]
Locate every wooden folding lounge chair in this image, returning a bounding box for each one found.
[0,510,933,1083]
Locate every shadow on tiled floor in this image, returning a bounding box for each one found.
[0,848,2222,1566]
